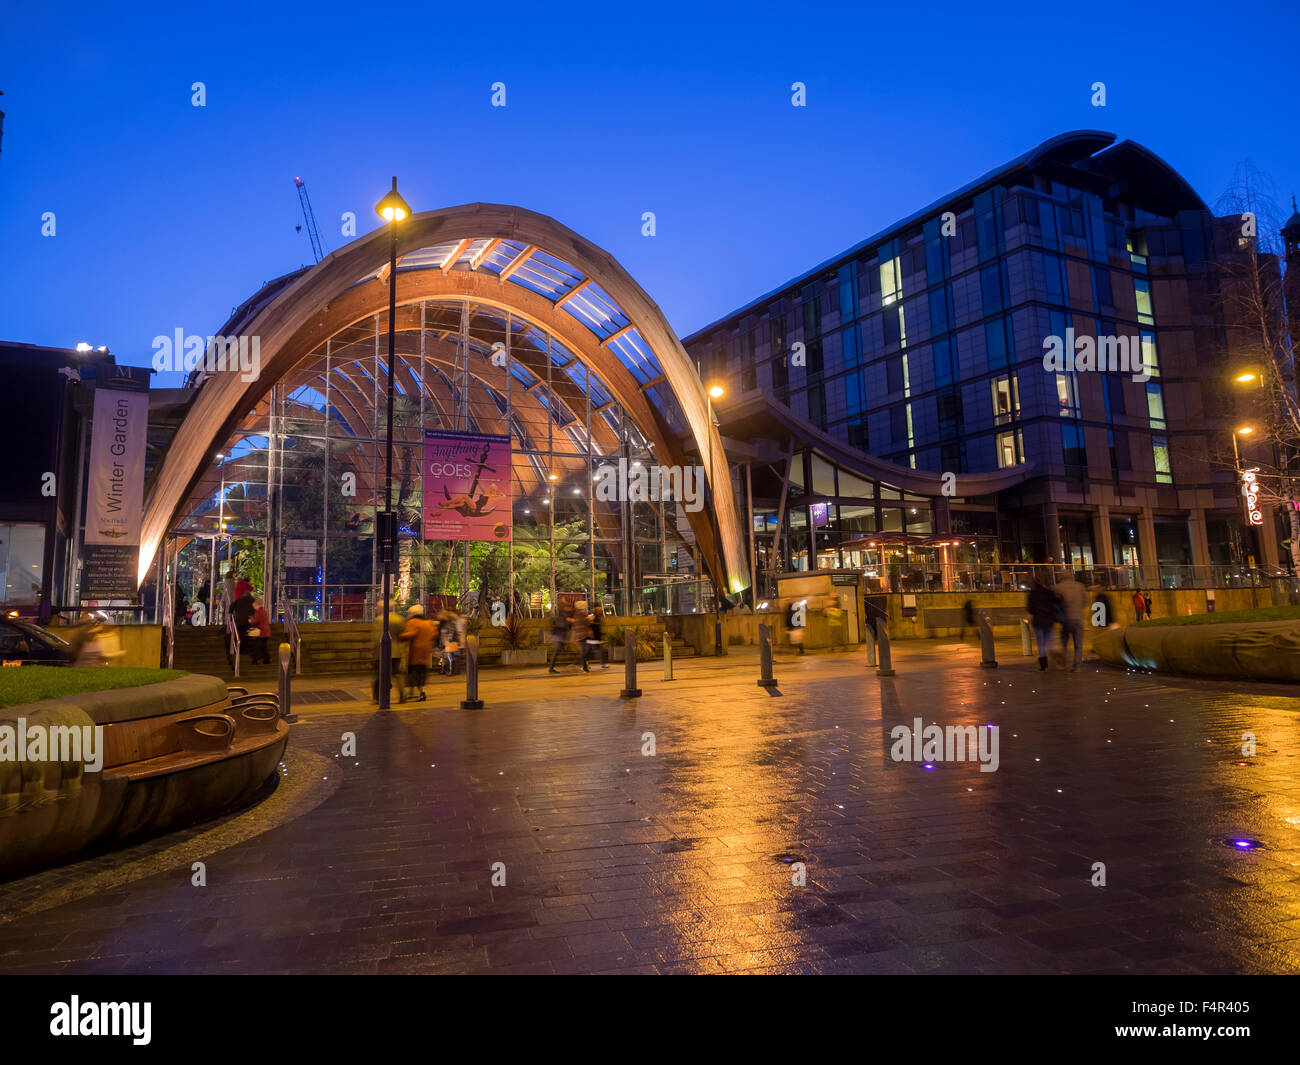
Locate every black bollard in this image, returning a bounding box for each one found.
[979,612,998,669]
[663,632,674,682]
[875,617,896,677]
[863,621,877,668]
[757,622,778,688]
[1020,617,1033,656]
[621,628,642,698]
[278,642,298,722]
[461,633,484,709]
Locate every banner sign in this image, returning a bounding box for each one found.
[81,366,150,600]
[422,431,511,543]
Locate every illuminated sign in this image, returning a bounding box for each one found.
[1240,468,1264,526]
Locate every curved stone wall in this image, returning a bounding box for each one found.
[1092,621,1300,682]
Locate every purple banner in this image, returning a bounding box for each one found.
[422,431,512,542]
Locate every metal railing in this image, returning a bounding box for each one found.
[225,609,241,678]
[844,562,1295,594]
[282,607,302,675]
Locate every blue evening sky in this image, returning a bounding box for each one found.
[1,0,1296,385]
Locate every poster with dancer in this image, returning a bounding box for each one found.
[422,431,512,542]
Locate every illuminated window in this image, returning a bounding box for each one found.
[991,375,1020,424]
[1056,372,1080,415]
[1134,280,1154,325]
[1146,382,1166,429]
[996,429,1023,468]
[880,256,901,306]
[1152,436,1173,484]
[1140,331,1159,378]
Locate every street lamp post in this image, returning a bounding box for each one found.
[375,177,411,709]
[706,384,724,656]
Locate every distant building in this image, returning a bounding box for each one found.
[684,130,1286,591]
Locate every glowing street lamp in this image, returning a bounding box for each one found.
[706,383,725,655]
[374,176,412,710]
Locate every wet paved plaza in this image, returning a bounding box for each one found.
[1,641,1298,974]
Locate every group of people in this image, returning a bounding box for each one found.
[372,604,467,703]
[547,600,609,673]
[228,575,271,666]
[1026,573,1152,672]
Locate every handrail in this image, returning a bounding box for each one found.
[225,608,241,678]
[282,605,302,675]
[162,577,174,670]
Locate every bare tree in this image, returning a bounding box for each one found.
[1211,162,1299,570]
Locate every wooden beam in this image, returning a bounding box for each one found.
[601,323,636,346]
[441,238,472,273]
[497,244,536,282]
[469,237,501,270]
[555,277,592,308]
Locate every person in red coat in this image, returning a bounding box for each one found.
[248,598,271,664]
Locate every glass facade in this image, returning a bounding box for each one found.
[170,300,715,619]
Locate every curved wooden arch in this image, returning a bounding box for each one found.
[140,204,746,593]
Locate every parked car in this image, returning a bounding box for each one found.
[0,619,77,666]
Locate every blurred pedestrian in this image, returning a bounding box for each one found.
[400,604,435,700]
[371,608,406,704]
[571,600,593,672]
[1027,577,1060,672]
[1132,589,1147,623]
[248,597,271,664]
[583,603,609,670]
[825,599,847,651]
[1090,586,1115,629]
[547,602,573,673]
[787,599,805,655]
[1057,570,1087,671]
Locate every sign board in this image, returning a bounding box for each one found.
[1240,468,1263,525]
[902,593,917,619]
[422,431,511,542]
[81,366,149,600]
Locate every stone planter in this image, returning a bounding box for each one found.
[499,648,548,666]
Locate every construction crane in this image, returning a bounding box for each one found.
[294,176,327,262]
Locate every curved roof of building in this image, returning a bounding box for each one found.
[141,203,749,592]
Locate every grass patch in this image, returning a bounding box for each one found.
[1135,604,1300,627]
[0,667,186,709]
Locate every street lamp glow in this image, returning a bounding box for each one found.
[374,178,411,223]
[707,384,725,399]
[1236,426,1255,435]
[1235,372,1258,383]
[75,342,92,352]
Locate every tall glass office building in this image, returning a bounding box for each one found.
[685,131,1286,594]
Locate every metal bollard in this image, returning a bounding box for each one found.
[863,621,877,668]
[460,633,484,709]
[278,642,298,722]
[1020,617,1033,656]
[875,617,895,677]
[979,613,998,669]
[663,633,674,681]
[621,628,642,698]
[757,622,778,688]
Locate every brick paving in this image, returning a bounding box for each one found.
[1,641,1298,974]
